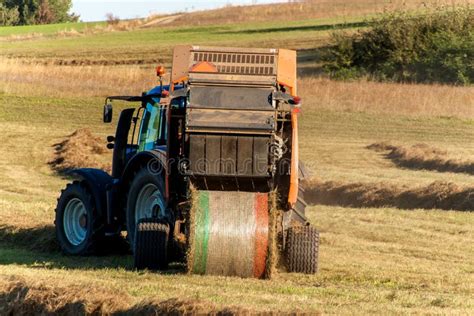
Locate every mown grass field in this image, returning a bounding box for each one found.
[0,21,106,37]
[1,1,473,314]
[2,16,367,65]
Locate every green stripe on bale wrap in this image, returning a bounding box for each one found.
[192,191,210,274]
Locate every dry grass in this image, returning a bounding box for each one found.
[304,179,473,211]
[368,142,474,174]
[299,77,474,118]
[0,58,158,97]
[172,0,471,26]
[1,278,248,315]
[0,278,130,315]
[2,60,473,120]
[1,204,472,314]
[49,129,111,173]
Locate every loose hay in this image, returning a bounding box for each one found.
[264,190,280,279]
[49,128,111,173]
[0,278,130,315]
[367,142,474,175]
[304,179,473,211]
[122,298,249,315]
[0,278,251,315]
[188,190,270,278]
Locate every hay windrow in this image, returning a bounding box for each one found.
[304,179,473,211]
[121,298,250,315]
[367,142,474,175]
[0,278,130,315]
[0,278,252,315]
[49,128,111,174]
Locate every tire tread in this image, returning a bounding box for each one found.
[286,225,319,274]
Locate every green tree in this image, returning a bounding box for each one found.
[48,0,74,23]
[0,3,20,25]
[2,0,78,25]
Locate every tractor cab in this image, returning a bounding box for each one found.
[102,77,186,181]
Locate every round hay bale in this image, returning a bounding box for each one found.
[188,190,270,278]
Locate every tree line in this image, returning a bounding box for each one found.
[0,0,79,26]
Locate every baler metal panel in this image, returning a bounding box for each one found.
[188,134,269,177]
[189,86,274,110]
[186,108,274,134]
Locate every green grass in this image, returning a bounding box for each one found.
[0,21,106,37]
[0,17,365,61]
[0,92,472,313]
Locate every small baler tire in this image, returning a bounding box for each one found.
[134,220,170,270]
[286,225,319,274]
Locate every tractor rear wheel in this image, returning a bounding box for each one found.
[55,181,102,255]
[286,225,319,274]
[126,167,169,270]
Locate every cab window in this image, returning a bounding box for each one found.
[138,102,167,151]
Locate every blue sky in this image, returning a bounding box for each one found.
[72,0,286,22]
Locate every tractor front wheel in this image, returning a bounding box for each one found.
[55,181,102,255]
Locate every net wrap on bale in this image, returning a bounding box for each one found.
[187,190,271,278]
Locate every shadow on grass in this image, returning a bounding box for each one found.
[0,224,57,252]
[219,21,369,34]
[0,224,185,274]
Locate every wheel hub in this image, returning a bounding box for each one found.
[79,214,87,228]
[135,183,166,224]
[63,198,88,246]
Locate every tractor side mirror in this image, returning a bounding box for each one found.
[103,103,113,123]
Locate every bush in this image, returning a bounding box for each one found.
[325,6,474,85]
[0,4,20,26]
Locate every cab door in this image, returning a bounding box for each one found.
[138,101,167,152]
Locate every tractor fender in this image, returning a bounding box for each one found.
[67,168,113,218]
[121,150,167,190]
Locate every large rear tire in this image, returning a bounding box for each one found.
[126,167,169,270]
[55,181,102,255]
